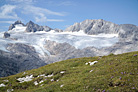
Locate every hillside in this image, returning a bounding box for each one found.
[0,51,138,92]
[0,19,138,77]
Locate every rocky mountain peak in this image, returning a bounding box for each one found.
[8,20,25,31]
[14,20,23,25]
[64,19,119,35]
[26,21,35,26]
[25,21,52,32]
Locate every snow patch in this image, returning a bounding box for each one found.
[9,24,26,33]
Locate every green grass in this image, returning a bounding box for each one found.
[0,51,138,92]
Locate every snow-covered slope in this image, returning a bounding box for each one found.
[0,24,119,57]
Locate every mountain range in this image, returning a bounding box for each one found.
[0,19,138,77]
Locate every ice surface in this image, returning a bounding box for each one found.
[0,28,119,56]
[8,24,26,33]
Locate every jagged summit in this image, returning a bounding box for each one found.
[8,20,25,31]
[25,21,52,32]
[64,19,120,35]
[8,20,53,32]
[14,20,24,25]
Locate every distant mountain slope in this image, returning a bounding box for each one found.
[0,51,138,92]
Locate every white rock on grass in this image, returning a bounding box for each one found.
[60,71,65,74]
[85,62,88,65]
[17,75,34,83]
[34,81,38,85]
[37,74,45,77]
[85,61,98,66]
[47,74,53,77]
[23,72,26,75]
[7,89,14,92]
[39,80,44,84]
[60,84,64,88]
[51,79,54,82]
[90,70,93,72]
[0,83,6,87]
[40,84,43,86]
[3,80,9,82]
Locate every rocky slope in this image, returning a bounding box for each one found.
[64,19,120,34]
[0,19,138,77]
[0,43,46,77]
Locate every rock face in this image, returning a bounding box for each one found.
[54,28,63,32]
[8,20,53,32]
[26,21,52,32]
[3,32,10,38]
[8,20,25,31]
[64,19,120,35]
[0,51,19,77]
[118,24,138,42]
[0,43,46,77]
[44,40,101,63]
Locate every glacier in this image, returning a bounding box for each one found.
[0,24,119,56]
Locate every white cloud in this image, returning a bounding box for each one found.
[22,5,65,22]
[35,14,47,22]
[0,1,66,23]
[0,21,15,24]
[23,5,64,16]
[58,1,76,6]
[0,4,18,19]
[10,0,34,4]
[47,19,64,22]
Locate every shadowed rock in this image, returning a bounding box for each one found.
[26,21,52,32]
[8,20,25,31]
[3,32,10,38]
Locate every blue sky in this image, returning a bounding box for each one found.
[0,0,138,31]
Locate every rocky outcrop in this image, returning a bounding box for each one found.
[64,19,120,35]
[44,40,101,63]
[8,20,53,32]
[8,20,25,31]
[54,28,63,32]
[0,50,19,77]
[3,32,10,38]
[25,21,52,32]
[0,43,46,77]
[118,24,138,42]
